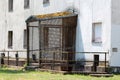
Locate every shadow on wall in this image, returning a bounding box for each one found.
[75,16,85,64]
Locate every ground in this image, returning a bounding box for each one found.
[0,68,119,80]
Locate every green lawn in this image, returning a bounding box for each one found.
[0,68,119,80]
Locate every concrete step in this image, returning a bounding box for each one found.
[30,63,39,66]
[90,74,114,77]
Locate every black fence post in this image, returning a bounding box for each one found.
[1,53,5,66]
[67,52,69,71]
[39,21,41,68]
[8,51,9,65]
[15,51,19,66]
[105,52,107,72]
[52,52,55,70]
[39,49,42,68]
[27,22,30,66]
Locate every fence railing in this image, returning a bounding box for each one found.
[0,50,27,67]
[28,49,109,72]
[0,50,109,72]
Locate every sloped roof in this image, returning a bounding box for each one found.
[26,11,77,22]
[36,12,72,19]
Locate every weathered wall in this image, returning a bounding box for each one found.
[0,0,112,63]
[75,0,111,61]
[0,0,34,58]
[33,0,67,15]
[0,1,6,50]
[110,0,120,66]
[0,0,71,58]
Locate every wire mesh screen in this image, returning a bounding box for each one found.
[48,28,61,48]
[41,27,62,61]
[27,16,77,71]
[29,26,39,62]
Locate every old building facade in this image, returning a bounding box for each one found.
[0,0,120,71]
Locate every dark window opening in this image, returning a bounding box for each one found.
[9,0,13,12]
[23,29,27,49]
[24,0,30,9]
[8,31,13,49]
[92,23,102,43]
[43,0,50,7]
[93,55,99,72]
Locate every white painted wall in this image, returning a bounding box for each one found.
[0,0,6,50]
[75,0,111,61]
[1,0,120,66]
[31,0,111,62]
[0,0,74,58]
[110,0,120,66]
[33,0,67,15]
[0,0,34,58]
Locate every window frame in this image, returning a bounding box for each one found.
[92,22,102,43]
[8,31,13,49]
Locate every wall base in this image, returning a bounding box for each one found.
[108,67,120,73]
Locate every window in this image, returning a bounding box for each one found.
[24,0,29,9]
[8,0,13,12]
[92,23,102,43]
[8,31,13,49]
[23,30,27,49]
[43,0,50,6]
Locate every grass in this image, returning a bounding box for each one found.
[0,68,119,80]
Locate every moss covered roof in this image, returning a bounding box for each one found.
[26,11,77,22]
[36,12,72,19]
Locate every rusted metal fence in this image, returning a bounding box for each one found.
[0,50,27,67]
[28,49,109,72]
[0,50,109,72]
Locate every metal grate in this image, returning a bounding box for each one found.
[27,15,78,71]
